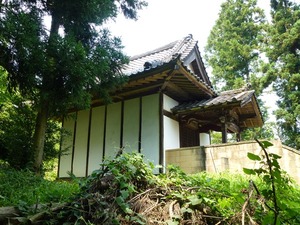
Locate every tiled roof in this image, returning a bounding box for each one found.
[172,87,255,113]
[122,34,198,76]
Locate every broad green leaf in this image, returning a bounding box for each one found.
[243,168,256,175]
[120,190,129,200]
[115,196,124,206]
[270,153,281,159]
[181,207,193,214]
[187,195,202,206]
[261,141,273,148]
[203,197,215,203]
[247,152,261,161]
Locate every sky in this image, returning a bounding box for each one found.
[105,0,270,56]
[105,0,279,122]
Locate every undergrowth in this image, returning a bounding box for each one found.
[0,163,79,207]
[1,141,300,224]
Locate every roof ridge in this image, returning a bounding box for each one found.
[129,41,177,61]
[220,86,252,95]
[129,34,196,62]
[168,34,196,60]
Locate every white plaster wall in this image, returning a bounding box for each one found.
[164,116,179,150]
[73,109,89,177]
[105,102,122,159]
[200,133,210,146]
[123,98,140,152]
[163,94,178,112]
[88,106,105,175]
[59,113,75,177]
[141,94,160,165]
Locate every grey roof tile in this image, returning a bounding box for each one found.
[122,34,198,76]
[172,88,255,113]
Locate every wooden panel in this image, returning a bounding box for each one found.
[180,125,199,147]
[88,106,105,175]
[105,102,122,159]
[73,110,90,177]
[123,98,140,152]
[59,113,76,178]
[141,94,160,165]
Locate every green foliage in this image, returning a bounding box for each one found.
[56,152,157,225]
[204,0,274,142]
[2,151,300,224]
[0,0,147,173]
[0,0,147,112]
[0,89,61,170]
[261,0,300,149]
[0,163,79,207]
[205,0,266,91]
[243,140,300,224]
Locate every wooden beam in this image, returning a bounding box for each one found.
[239,113,257,121]
[164,81,190,99]
[227,122,240,134]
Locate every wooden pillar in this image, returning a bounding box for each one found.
[236,132,241,142]
[219,115,227,143]
[221,122,227,143]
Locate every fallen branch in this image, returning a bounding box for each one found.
[0,206,21,221]
[242,181,254,225]
[0,203,68,224]
[29,203,68,224]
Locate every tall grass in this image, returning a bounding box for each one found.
[0,162,79,207]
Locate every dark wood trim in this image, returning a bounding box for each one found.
[159,92,164,173]
[163,109,178,121]
[91,90,160,108]
[239,113,257,121]
[120,100,124,148]
[71,112,78,175]
[85,108,93,177]
[174,102,241,115]
[138,97,142,153]
[115,84,163,100]
[102,105,107,160]
[57,117,64,178]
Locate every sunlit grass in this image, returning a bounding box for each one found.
[0,162,79,207]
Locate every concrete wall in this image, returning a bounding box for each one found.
[165,146,206,174]
[166,140,300,183]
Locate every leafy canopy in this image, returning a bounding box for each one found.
[261,0,300,149]
[0,0,147,116]
[205,0,266,91]
[0,0,147,173]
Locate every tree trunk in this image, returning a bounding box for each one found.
[33,101,49,175]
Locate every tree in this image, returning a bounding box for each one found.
[0,72,61,170]
[260,0,300,149]
[204,0,275,141]
[205,0,266,91]
[0,0,147,174]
